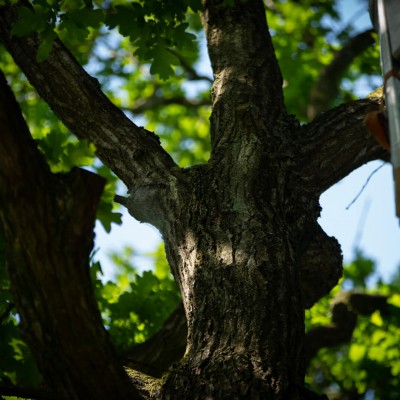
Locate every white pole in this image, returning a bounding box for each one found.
[375,0,400,217]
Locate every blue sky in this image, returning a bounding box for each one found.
[95,0,400,284]
[319,0,400,281]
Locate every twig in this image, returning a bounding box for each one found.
[126,96,211,114]
[352,199,371,251]
[346,162,385,209]
[333,6,369,41]
[166,48,213,83]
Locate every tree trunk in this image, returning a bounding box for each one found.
[0,70,139,400]
[150,3,305,396]
[158,164,305,399]
[0,0,388,399]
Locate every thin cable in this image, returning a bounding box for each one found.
[346,162,386,210]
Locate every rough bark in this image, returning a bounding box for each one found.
[0,70,139,399]
[0,0,389,399]
[297,99,389,195]
[138,2,305,398]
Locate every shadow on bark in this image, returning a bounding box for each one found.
[0,69,139,400]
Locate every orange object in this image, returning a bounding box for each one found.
[364,108,391,151]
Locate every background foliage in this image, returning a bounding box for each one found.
[0,1,397,399]
[306,252,400,399]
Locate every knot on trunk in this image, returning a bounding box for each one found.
[116,183,170,229]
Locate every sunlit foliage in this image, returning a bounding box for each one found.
[0,1,395,397]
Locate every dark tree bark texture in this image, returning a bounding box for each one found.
[0,0,388,399]
[0,71,140,400]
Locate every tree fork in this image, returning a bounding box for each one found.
[0,0,389,398]
[119,162,306,399]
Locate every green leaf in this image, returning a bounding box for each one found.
[11,6,48,36]
[59,16,90,41]
[97,199,122,233]
[60,0,85,13]
[149,46,179,80]
[105,2,198,78]
[388,294,400,307]
[69,7,104,29]
[187,0,202,12]
[349,343,366,363]
[63,140,95,168]
[172,23,196,50]
[36,130,66,163]
[36,28,56,62]
[370,310,383,327]
[106,4,145,39]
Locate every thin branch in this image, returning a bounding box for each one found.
[334,7,368,38]
[352,199,371,251]
[166,48,213,83]
[346,162,385,209]
[127,96,211,114]
[308,29,375,120]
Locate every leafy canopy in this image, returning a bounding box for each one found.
[8,0,201,77]
[0,1,394,399]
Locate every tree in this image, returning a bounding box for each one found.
[0,0,397,399]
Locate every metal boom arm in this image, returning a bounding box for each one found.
[370,0,400,217]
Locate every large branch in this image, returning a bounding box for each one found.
[304,292,389,369]
[201,0,286,157]
[308,29,375,120]
[0,70,142,399]
[296,99,388,195]
[122,303,187,377]
[0,2,177,189]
